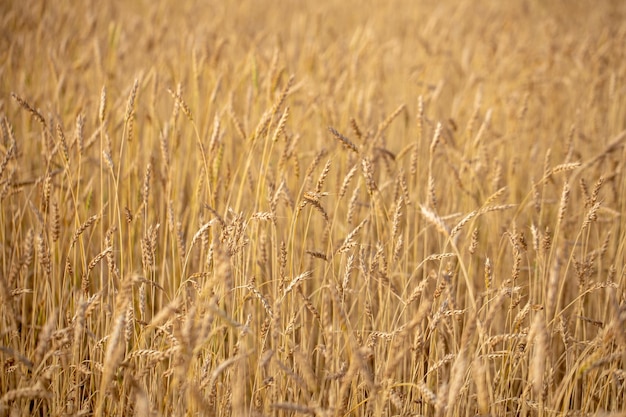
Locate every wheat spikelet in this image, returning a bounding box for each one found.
[551,162,581,175]
[100,147,114,172]
[252,110,272,143]
[557,181,570,224]
[509,237,522,283]
[391,196,403,243]
[96,312,127,415]
[422,252,455,262]
[74,113,85,157]
[416,380,437,405]
[480,203,517,214]
[341,254,355,298]
[42,124,55,157]
[350,117,363,141]
[299,193,330,223]
[229,107,247,141]
[361,157,377,195]
[265,47,280,96]
[468,228,479,254]
[56,123,70,166]
[97,85,107,123]
[419,204,450,236]
[484,257,493,291]
[337,218,368,254]
[581,202,601,230]
[0,274,16,331]
[329,126,359,154]
[425,353,455,377]
[167,86,193,121]
[251,211,275,223]
[590,176,604,206]
[50,200,60,242]
[487,332,528,347]
[525,179,540,216]
[376,145,398,172]
[158,125,171,178]
[305,250,327,261]
[11,93,46,126]
[450,210,477,239]
[471,108,491,147]
[481,186,507,207]
[125,305,135,344]
[392,234,404,264]
[141,224,159,273]
[429,122,442,156]
[598,230,611,259]
[246,280,273,318]
[104,226,121,295]
[315,159,332,194]
[466,88,482,137]
[278,132,298,172]
[298,287,322,325]
[36,231,51,277]
[29,199,44,226]
[406,277,429,305]
[576,178,591,211]
[1,115,7,143]
[83,246,113,294]
[0,134,16,182]
[427,174,438,210]
[142,162,152,218]
[491,159,503,192]
[346,182,360,225]
[187,220,216,259]
[1,380,51,404]
[283,271,312,298]
[41,173,52,213]
[124,79,139,141]
[513,302,533,332]
[397,170,411,206]
[206,115,221,156]
[304,148,327,186]
[123,79,139,123]
[276,240,288,290]
[338,163,358,199]
[376,103,406,137]
[71,298,89,396]
[271,106,289,142]
[0,171,14,202]
[145,301,179,329]
[33,309,57,366]
[410,96,424,175]
[271,74,294,122]
[332,361,358,416]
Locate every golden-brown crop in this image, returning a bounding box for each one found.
[1,0,625,416]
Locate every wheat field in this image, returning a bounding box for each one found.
[1,0,625,416]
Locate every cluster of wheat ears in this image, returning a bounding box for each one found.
[1,0,625,416]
